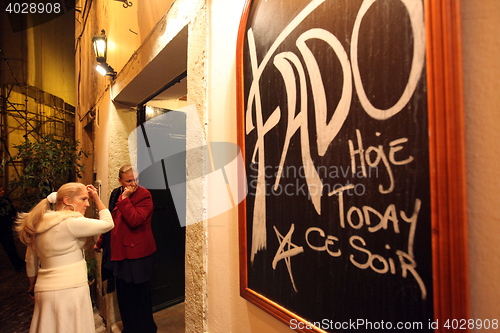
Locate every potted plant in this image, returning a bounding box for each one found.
[5,134,89,211]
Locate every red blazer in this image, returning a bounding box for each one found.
[109,186,156,261]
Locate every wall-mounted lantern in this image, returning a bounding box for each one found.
[92,29,116,79]
[92,29,107,63]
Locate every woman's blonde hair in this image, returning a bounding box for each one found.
[15,182,86,245]
[118,165,134,179]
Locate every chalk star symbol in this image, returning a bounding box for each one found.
[272,224,304,292]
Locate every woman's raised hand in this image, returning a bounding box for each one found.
[86,185,106,211]
[86,185,98,199]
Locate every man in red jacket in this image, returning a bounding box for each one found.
[95,165,157,333]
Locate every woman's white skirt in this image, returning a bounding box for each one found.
[30,285,94,333]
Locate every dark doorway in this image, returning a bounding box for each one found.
[136,105,186,311]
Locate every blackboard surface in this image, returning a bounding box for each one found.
[240,0,434,331]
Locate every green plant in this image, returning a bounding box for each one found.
[86,255,97,283]
[6,135,89,211]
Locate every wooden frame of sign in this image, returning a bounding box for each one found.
[237,0,468,332]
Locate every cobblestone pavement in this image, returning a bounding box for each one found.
[1,238,184,333]
[0,239,32,333]
[0,240,106,333]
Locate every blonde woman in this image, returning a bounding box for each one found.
[16,182,114,333]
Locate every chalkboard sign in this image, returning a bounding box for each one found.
[237,0,468,332]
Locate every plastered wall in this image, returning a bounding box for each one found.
[462,0,500,327]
